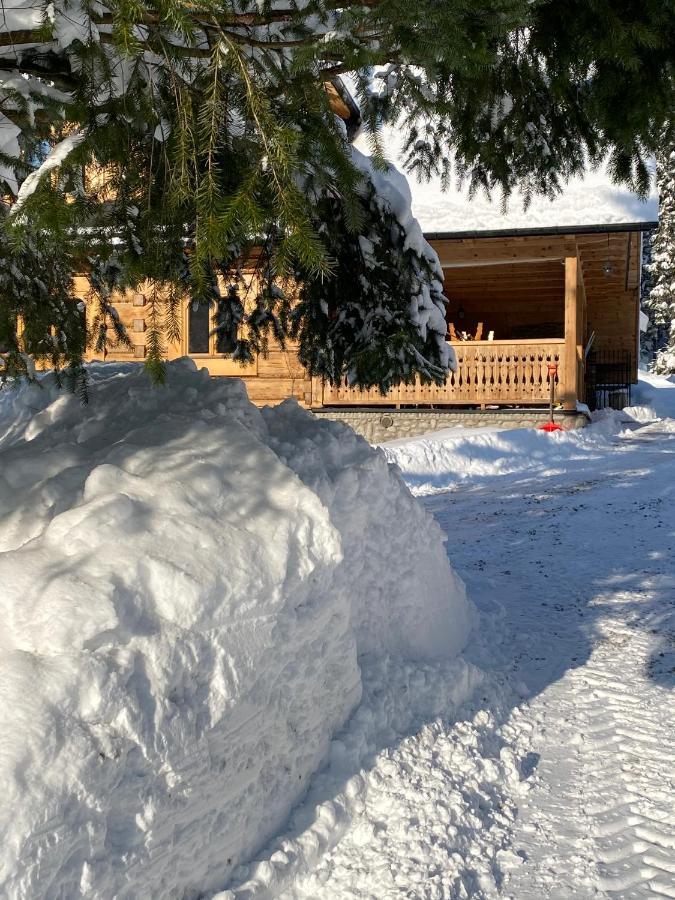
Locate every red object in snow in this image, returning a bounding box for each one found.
[537,361,563,431]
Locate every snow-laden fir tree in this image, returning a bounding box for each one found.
[645,143,675,375]
[639,227,658,368]
[0,0,673,391]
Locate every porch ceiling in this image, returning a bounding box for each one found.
[434,231,638,306]
[577,232,638,296]
[442,259,565,305]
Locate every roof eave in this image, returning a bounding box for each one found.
[424,221,658,241]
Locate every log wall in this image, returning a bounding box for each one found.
[79,230,642,408]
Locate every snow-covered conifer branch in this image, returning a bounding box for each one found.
[11,129,86,215]
[0,0,673,389]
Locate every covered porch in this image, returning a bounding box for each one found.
[313,229,641,411]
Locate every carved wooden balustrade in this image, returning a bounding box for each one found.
[320,339,565,406]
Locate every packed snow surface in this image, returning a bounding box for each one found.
[0,360,473,898]
[217,371,675,899]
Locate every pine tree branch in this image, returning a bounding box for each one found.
[97,22,379,55]
[91,0,380,29]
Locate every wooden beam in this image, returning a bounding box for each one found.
[311,376,324,408]
[563,256,581,409]
[445,271,564,286]
[433,235,576,266]
[626,231,641,290]
[442,256,563,269]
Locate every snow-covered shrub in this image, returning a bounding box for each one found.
[0,360,473,898]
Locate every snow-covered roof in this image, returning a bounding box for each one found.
[354,127,659,237]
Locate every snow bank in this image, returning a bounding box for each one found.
[0,360,473,899]
[624,369,675,422]
[220,653,484,899]
[383,371,675,496]
[261,401,471,661]
[382,422,621,495]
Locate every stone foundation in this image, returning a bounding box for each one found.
[313,407,589,444]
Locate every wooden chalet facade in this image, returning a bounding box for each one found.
[83,221,651,413]
[79,93,657,414]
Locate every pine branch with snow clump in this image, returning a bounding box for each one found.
[0,0,673,388]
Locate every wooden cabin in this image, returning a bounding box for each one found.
[83,222,653,413]
[81,116,658,415]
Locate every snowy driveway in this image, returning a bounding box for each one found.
[425,420,675,899]
[225,386,675,899]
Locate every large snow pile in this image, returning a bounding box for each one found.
[0,359,473,899]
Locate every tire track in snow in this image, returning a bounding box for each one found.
[505,642,675,900]
[573,616,675,898]
[444,426,675,900]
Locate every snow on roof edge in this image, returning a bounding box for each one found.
[423,220,658,240]
[352,124,659,236]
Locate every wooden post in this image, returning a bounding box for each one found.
[563,255,581,409]
[576,255,586,404]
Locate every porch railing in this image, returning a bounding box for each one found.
[320,339,565,406]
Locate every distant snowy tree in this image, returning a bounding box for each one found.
[0,0,673,389]
[639,227,658,368]
[646,143,675,375]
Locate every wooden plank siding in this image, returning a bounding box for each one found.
[79,230,641,409]
[576,233,640,381]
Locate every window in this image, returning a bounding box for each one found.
[188,301,210,354]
